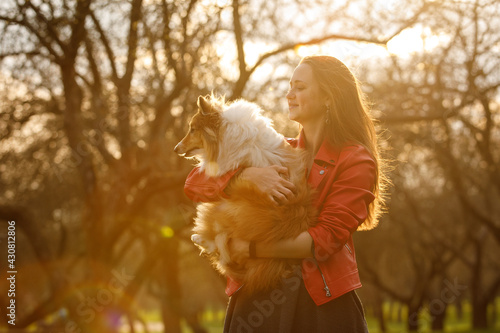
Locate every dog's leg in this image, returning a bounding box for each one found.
[215,233,230,266]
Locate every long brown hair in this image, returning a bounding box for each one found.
[300,55,388,230]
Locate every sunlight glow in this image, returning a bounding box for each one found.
[295,44,322,58]
[293,41,389,64]
[387,26,449,57]
[141,56,153,68]
[387,27,424,57]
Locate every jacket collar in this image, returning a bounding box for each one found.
[297,130,340,166]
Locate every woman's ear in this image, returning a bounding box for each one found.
[324,100,332,112]
[323,95,332,109]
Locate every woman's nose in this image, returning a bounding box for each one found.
[286,89,294,99]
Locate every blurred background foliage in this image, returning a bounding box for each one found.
[0,0,499,332]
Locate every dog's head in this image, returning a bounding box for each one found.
[174,95,222,173]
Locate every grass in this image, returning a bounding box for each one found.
[361,300,500,333]
[174,299,500,333]
[26,299,500,332]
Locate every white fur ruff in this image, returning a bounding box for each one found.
[199,100,287,177]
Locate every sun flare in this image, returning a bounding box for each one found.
[387,27,424,57]
[387,26,448,57]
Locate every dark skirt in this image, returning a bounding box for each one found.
[223,271,368,333]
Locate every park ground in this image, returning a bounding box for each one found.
[129,298,500,333]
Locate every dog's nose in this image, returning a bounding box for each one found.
[174,142,181,153]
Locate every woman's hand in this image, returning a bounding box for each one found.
[240,165,296,205]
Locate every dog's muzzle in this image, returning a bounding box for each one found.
[174,142,184,154]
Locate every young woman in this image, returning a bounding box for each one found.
[184,55,386,332]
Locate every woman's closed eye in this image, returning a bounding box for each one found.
[288,86,305,94]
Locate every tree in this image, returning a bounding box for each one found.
[358,0,500,330]
[0,0,438,331]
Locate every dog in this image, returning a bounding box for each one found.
[175,95,317,294]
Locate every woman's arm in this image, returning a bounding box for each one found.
[229,146,377,262]
[184,165,296,204]
[229,231,313,263]
[184,167,241,202]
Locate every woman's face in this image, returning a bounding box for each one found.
[286,63,326,125]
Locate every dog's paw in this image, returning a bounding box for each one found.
[191,233,202,246]
[215,233,230,265]
[191,234,216,254]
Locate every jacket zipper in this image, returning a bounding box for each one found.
[312,244,351,297]
[313,259,331,297]
[234,283,245,294]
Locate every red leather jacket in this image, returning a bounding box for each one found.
[184,132,376,305]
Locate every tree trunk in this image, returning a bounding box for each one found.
[407,303,421,332]
[396,303,403,323]
[491,300,498,329]
[160,238,182,333]
[431,278,450,331]
[374,299,387,333]
[185,312,208,333]
[456,299,463,320]
[471,239,488,329]
[431,302,447,331]
[472,299,488,329]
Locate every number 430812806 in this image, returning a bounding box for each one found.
[7,220,15,269]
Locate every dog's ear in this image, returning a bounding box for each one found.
[198,96,214,115]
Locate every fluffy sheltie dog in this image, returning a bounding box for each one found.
[175,95,317,294]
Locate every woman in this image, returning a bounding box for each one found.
[184,55,386,332]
